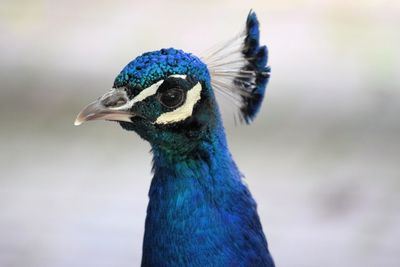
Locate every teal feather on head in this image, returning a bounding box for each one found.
[114,48,210,89]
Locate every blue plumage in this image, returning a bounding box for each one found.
[143,122,274,266]
[75,10,273,267]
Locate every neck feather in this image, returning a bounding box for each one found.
[141,126,274,266]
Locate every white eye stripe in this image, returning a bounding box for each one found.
[110,75,188,111]
[154,82,202,124]
[110,80,164,111]
[131,80,163,104]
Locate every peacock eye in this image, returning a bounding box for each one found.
[159,88,185,108]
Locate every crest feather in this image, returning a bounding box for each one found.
[202,10,271,123]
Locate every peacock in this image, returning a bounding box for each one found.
[75,10,274,267]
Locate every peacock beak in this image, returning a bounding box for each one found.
[74,89,135,126]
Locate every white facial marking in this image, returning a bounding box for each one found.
[155,82,202,124]
[169,74,187,79]
[109,75,185,111]
[109,80,164,111]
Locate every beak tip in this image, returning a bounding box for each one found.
[74,91,134,126]
[74,117,83,126]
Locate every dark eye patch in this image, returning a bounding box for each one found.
[159,88,185,108]
[156,76,198,109]
[158,77,189,93]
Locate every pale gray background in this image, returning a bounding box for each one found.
[1,0,399,266]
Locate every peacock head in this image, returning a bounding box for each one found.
[75,11,270,153]
[75,49,217,151]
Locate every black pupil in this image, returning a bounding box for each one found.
[160,88,184,108]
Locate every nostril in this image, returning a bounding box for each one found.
[115,99,126,106]
[101,93,128,108]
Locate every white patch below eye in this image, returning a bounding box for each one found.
[154,82,202,124]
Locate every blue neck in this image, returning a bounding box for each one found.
[141,127,274,267]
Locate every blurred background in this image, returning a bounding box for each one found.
[1,0,399,266]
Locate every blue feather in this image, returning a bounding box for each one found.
[142,115,275,266]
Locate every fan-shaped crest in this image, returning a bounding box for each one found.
[202,10,271,123]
